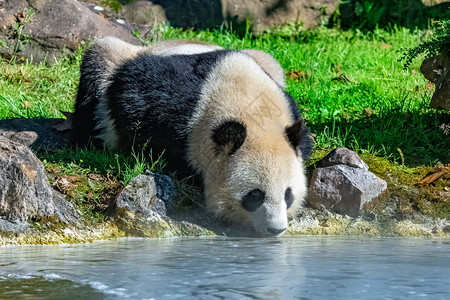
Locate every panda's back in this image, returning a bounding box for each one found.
[106,50,230,173]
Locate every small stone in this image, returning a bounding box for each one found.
[316,147,369,170]
[308,164,387,217]
[116,19,125,24]
[93,6,104,11]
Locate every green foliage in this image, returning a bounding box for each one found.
[353,0,387,30]
[339,0,448,31]
[10,8,33,58]
[38,147,165,185]
[101,0,122,13]
[0,47,82,118]
[401,20,450,69]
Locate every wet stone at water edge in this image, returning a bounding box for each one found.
[308,148,387,217]
[116,173,176,218]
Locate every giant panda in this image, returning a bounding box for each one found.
[72,37,312,237]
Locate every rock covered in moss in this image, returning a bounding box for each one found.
[420,54,450,110]
[115,173,215,237]
[0,136,80,228]
[308,149,387,218]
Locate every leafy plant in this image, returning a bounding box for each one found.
[102,0,122,13]
[339,0,448,31]
[10,9,33,58]
[401,20,450,69]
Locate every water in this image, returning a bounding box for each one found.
[0,237,449,299]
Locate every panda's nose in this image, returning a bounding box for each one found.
[266,227,286,235]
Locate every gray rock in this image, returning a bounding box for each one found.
[147,171,176,209]
[0,118,71,150]
[0,136,79,224]
[153,0,339,33]
[317,147,369,170]
[0,0,140,63]
[121,0,167,27]
[116,173,176,218]
[308,164,387,217]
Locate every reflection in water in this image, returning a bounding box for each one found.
[0,237,449,299]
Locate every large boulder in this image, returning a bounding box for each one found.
[0,0,140,63]
[420,54,450,110]
[308,148,387,217]
[152,0,339,33]
[0,136,79,226]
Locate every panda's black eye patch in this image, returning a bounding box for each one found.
[285,187,293,209]
[212,120,246,155]
[241,189,265,212]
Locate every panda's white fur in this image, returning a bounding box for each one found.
[72,37,311,237]
[188,53,305,233]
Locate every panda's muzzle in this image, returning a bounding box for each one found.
[266,227,286,236]
[241,188,290,236]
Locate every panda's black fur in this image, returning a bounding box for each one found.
[72,48,109,147]
[107,51,229,175]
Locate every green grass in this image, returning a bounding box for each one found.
[0,49,81,119]
[1,25,449,168]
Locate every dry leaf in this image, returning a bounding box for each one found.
[362,108,372,117]
[99,13,105,18]
[334,63,342,74]
[23,101,30,108]
[61,175,79,183]
[381,43,391,50]
[426,81,434,91]
[417,164,450,187]
[53,176,78,194]
[88,173,103,181]
[332,74,357,84]
[15,11,26,23]
[287,70,310,82]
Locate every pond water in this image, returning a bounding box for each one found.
[1,236,449,299]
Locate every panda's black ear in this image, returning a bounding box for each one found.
[212,120,247,155]
[285,119,312,160]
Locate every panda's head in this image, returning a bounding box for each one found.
[202,118,310,237]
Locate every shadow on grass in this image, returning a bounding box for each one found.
[309,109,450,167]
[0,117,70,151]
